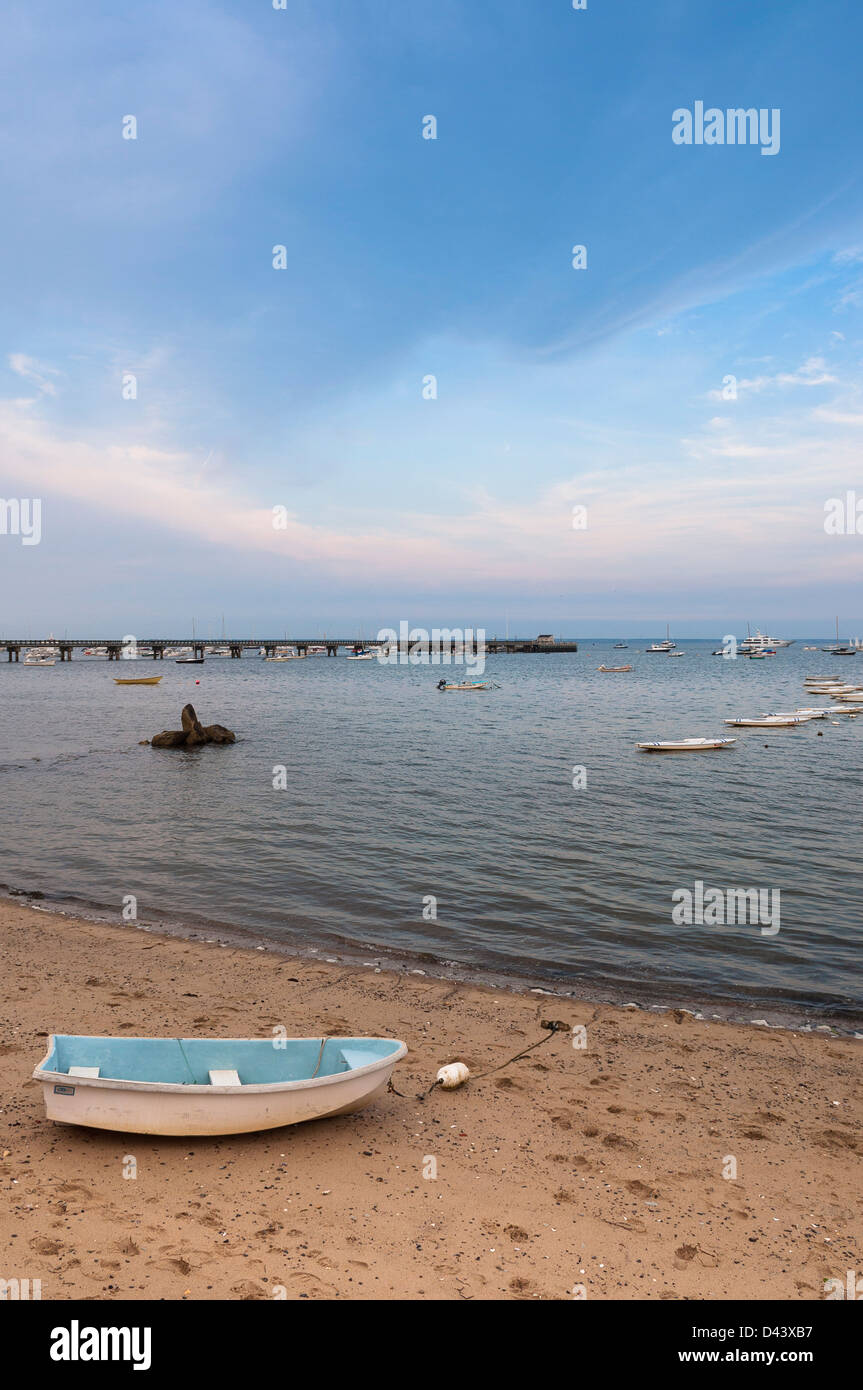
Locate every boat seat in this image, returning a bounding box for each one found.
[68,1066,100,1078]
[339,1049,377,1071]
[208,1069,241,1086]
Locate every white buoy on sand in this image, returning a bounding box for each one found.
[436,1062,470,1090]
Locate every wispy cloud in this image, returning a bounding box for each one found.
[707,356,837,400]
[8,353,61,396]
[3,389,860,596]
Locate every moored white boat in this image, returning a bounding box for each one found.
[437,679,493,691]
[266,647,305,661]
[724,716,808,728]
[34,1034,407,1137]
[637,737,736,752]
[645,624,676,652]
[761,708,830,720]
[739,628,794,651]
[821,617,858,655]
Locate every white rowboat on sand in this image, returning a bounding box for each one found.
[34,1034,407,1137]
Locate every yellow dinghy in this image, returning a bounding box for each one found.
[113,675,163,686]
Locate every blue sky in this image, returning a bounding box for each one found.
[1,0,862,636]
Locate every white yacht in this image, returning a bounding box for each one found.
[739,628,794,651]
[645,624,676,653]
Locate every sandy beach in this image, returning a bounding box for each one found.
[0,896,860,1301]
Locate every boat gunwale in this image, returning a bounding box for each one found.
[33,1034,408,1095]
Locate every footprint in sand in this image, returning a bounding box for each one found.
[625,1179,659,1198]
[231,1280,269,1300]
[508,1275,544,1299]
[504,1224,529,1242]
[287,1270,337,1298]
[112,1238,140,1256]
[816,1128,861,1155]
[30,1237,63,1255]
[602,1133,636,1151]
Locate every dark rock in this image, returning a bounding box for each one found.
[203,724,236,744]
[181,703,207,740]
[150,705,236,748]
[152,730,188,748]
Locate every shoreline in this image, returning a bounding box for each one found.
[1,895,861,1300]
[2,883,860,1037]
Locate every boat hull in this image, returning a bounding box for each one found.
[38,1070,395,1135]
[638,739,735,752]
[35,1036,407,1136]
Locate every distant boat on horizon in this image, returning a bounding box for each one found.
[821,616,858,655]
[645,624,676,653]
[740,626,793,651]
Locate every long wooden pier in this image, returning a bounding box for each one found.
[1,636,578,661]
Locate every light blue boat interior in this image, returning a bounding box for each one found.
[42,1036,399,1084]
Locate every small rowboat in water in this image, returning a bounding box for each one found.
[34,1034,407,1136]
[113,676,163,686]
[724,716,806,728]
[597,664,632,672]
[637,738,736,752]
[761,708,829,720]
[437,679,492,691]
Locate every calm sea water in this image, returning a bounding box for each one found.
[1,641,860,1026]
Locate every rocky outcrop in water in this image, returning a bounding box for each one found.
[151,704,236,749]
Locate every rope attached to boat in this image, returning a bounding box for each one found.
[414,1019,570,1100]
[310,1036,329,1078]
[176,1038,197,1084]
